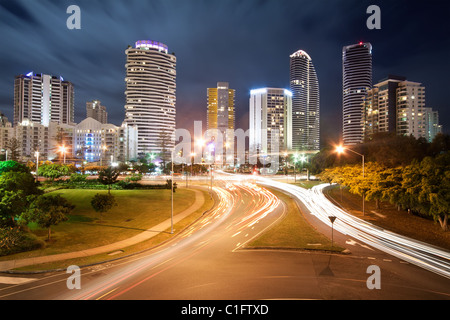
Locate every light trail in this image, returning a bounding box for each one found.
[64,178,281,300]
[250,175,450,280]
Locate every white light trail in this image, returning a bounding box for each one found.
[253,176,450,279]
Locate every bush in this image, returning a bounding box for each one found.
[69,173,88,183]
[0,160,29,175]
[0,227,45,256]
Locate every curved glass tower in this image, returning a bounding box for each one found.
[289,50,320,151]
[342,42,372,145]
[124,40,176,155]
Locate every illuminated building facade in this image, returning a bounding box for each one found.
[124,40,176,155]
[342,42,372,145]
[14,72,74,127]
[249,88,292,154]
[289,50,320,151]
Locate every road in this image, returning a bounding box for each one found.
[0,173,449,302]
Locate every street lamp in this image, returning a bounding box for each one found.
[190,152,196,187]
[59,145,67,164]
[336,145,365,216]
[293,153,299,182]
[170,148,175,234]
[100,145,107,167]
[35,151,39,180]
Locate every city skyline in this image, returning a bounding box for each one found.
[0,0,448,148]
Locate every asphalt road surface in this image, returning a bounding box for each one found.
[0,173,449,302]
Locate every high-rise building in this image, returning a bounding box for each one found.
[424,108,442,142]
[249,88,292,154]
[396,80,427,139]
[14,72,74,127]
[0,113,13,158]
[363,75,406,139]
[289,50,320,151]
[342,42,372,145]
[207,82,235,132]
[206,82,235,156]
[86,100,108,124]
[123,40,176,155]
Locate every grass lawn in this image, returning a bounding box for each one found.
[289,180,323,189]
[1,188,200,261]
[247,188,345,253]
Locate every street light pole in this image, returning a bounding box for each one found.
[171,149,174,234]
[35,151,39,181]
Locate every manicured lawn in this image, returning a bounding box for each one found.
[290,180,323,189]
[4,188,197,259]
[247,189,345,252]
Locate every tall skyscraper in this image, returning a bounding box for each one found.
[363,76,436,142]
[207,82,235,132]
[396,80,427,139]
[86,100,108,124]
[289,50,320,151]
[123,40,176,155]
[14,72,74,127]
[206,82,235,155]
[249,88,292,154]
[424,107,442,142]
[342,42,372,145]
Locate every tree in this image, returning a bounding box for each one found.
[158,129,173,174]
[38,163,75,180]
[91,193,117,221]
[0,160,29,175]
[98,166,120,194]
[22,195,74,241]
[416,154,450,231]
[0,170,42,227]
[5,137,21,161]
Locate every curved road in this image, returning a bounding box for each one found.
[0,173,449,301]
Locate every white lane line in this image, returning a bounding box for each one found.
[0,276,37,285]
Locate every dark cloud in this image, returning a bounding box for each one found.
[0,0,448,146]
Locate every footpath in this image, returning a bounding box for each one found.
[0,188,206,272]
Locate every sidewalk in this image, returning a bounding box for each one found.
[0,188,206,272]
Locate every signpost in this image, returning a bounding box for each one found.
[328,216,337,247]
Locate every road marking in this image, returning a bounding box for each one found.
[383,259,392,262]
[96,287,118,300]
[0,276,37,285]
[231,231,241,238]
[367,257,376,260]
[346,239,374,251]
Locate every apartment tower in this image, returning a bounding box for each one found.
[249,88,292,154]
[289,50,320,151]
[123,40,176,155]
[14,72,74,127]
[342,42,372,145]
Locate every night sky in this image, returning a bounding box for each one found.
[0,0,449,148]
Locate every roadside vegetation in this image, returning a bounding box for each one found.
[0,161,183,258]
[310,132,449,232]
